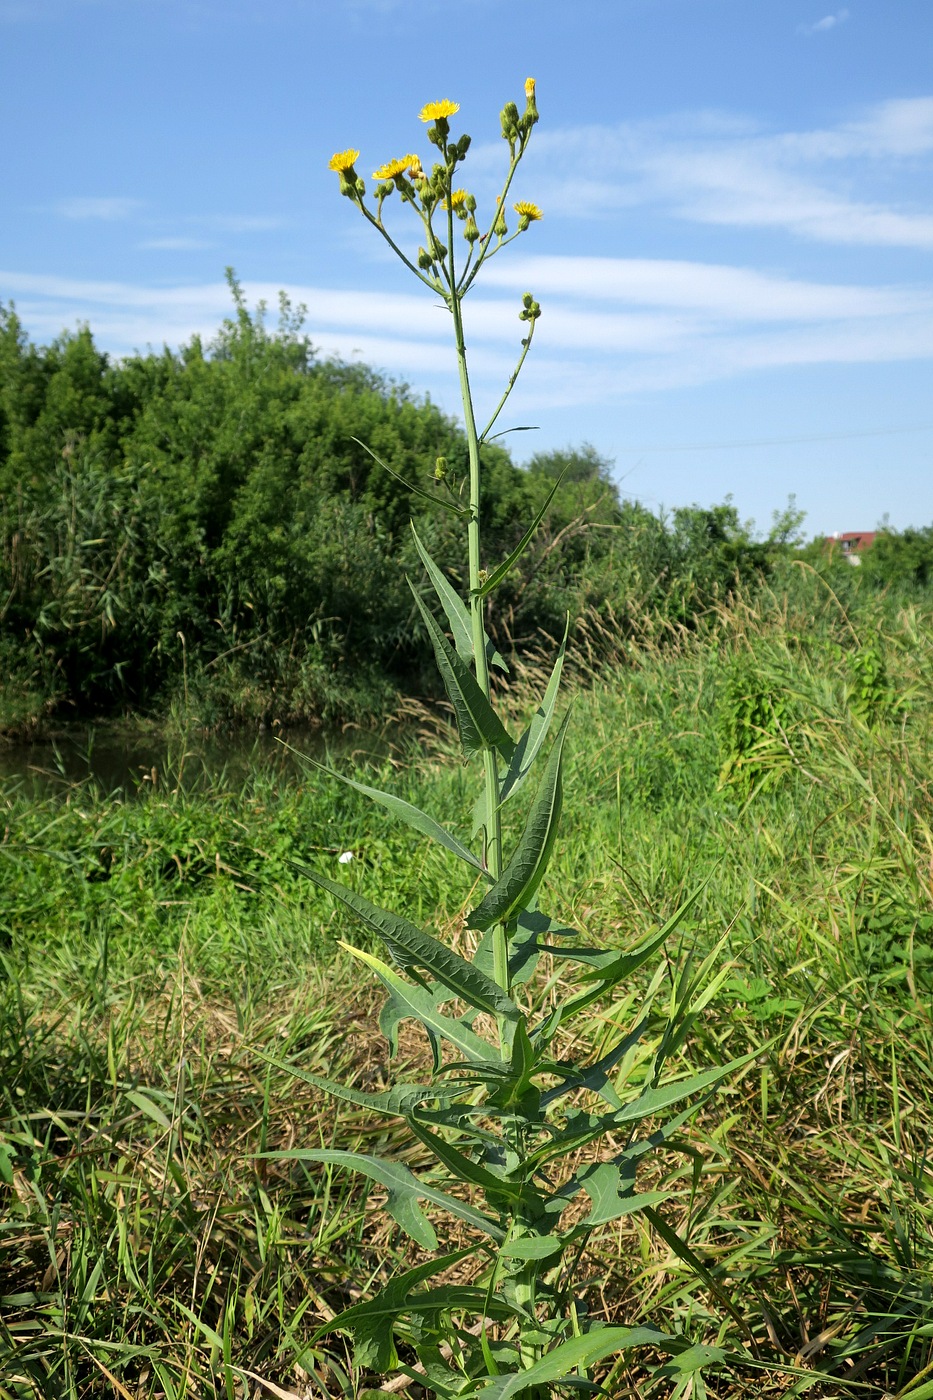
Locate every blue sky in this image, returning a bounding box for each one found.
[2,0,931,538]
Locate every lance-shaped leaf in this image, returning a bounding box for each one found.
[467,709,572,932]
[476,469,568,600]
[408,1117,538,1208]
[587,1055,756,1137]
[410,585,515,760]
[411,523,509,674]
[293,862,517,1021]
[535,1101,704,1190]
[540,1011,656,1111]
[410,522,473,664]
[578,881,709,986]
[276,1149,504,1247]
[532,893,703,1038]
[291,752,486,877]
[254,1055,463,1116]
[352,436,466,516]
[497,619,568,810]
[346,944,498,1064]
[310,1247,479,1369]
[476,1328,677,1399]
[317,1272,515,1349]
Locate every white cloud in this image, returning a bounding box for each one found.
[480,256,927,323]
[799,9,850,36]
[55,196,143,221]
[4,263,931,410]
[502,97,933,249]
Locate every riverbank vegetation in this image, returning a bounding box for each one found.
[2,564,933,1396]
[5,283,930,741]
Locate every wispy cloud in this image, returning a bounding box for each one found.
[491,97,933,250]
[55,196,143,221]
[798,8,850,35]
[4,262,931,410]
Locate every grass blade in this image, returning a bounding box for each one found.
[497,619,568,809]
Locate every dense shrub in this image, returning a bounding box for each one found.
[10,281,925,732]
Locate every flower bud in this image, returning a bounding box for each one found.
[456,134,471,160]
[500,101,520,143]
[464,215,480,243]
[434,456,448,480]
[493,207,508,238]
[522,77,539,131]
[417,246,434,270]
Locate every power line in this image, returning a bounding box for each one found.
[617,423,933,454]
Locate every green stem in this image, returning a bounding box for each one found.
[449,274,510,1037]
[480,316,537,444]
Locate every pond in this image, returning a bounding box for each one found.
[0,721,395,797]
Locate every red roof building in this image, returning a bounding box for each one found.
[824,531,879,564]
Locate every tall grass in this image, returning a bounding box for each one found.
[2,573,932,1396]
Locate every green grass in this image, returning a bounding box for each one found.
[2,572,933,1397]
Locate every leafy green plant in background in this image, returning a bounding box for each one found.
[848,631,904,728]
[266,84,749,1398]
[716,651,793,796]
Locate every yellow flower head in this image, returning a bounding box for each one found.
[419,100,460,123]
[524,77,536,102]
[513,201,542,222]
[443,189,469,210]
[373,155,420,180]
[328,149,360,173]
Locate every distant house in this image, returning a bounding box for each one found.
[825,531,879,566]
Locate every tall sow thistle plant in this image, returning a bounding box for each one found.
[275,84,743,1397]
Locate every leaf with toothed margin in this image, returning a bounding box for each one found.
[293,862,518,1021]
[271,1150,504,1248]
[343,943,499,1065]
